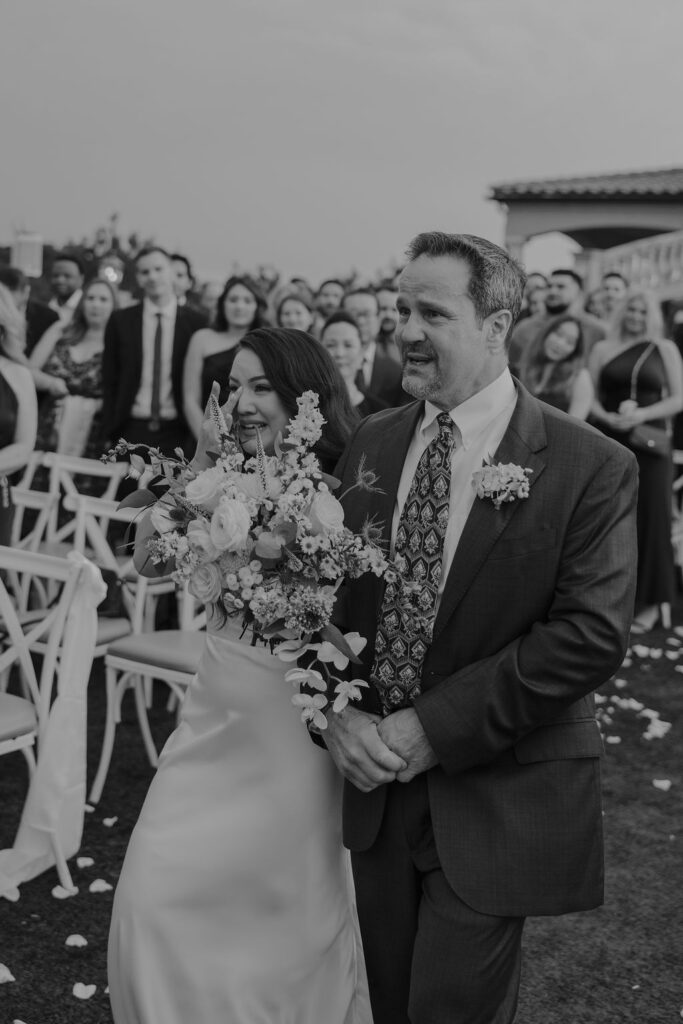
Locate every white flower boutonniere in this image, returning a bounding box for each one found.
[472,457,532,510]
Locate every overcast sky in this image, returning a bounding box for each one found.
[2,0,681,283]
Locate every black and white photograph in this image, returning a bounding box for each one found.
[0,2,681,1022]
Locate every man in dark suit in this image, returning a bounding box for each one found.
[343,288,406,406]
[102,246,206,454]
[0,266,60,355]
[322,232,637,1023]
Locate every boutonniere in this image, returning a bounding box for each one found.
[472,457,532,510]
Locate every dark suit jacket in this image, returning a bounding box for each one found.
[334,384,637,917]
[367,349,407,407]
[25,300,59,355]
[101,302,206,441]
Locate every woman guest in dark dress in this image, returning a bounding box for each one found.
[320,311,389,418]
[519,314,593,419]
[28,279,117,459]
[183,276,268,440]
[589,290,683,633]
[0,284,38,545]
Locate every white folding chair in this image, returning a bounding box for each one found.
[89,589,207,804]
[40,452,130,552]
[0,547,91,891]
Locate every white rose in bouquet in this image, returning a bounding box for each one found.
[185,466,225,512]
[187,519,221,564]
[308,491,345,536]
[188,562,223,604]
[210,497,252,552]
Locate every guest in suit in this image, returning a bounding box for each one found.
[102,246,206,455]
[48,251,85,324]
[342,288,405,406]
[322,232,637,1023]
[376,282,400,362]
[0,266,60,356]
[320,310,389,418]
[182,275,267,439]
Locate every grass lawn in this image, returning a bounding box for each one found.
[0,626,681,1024]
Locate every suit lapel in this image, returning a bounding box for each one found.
[171,306,184,387]
[432,385,548,642]
[129,305,144,386]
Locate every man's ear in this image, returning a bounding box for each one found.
[485,310,513,352]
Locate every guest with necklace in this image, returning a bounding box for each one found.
[182,275,268,439]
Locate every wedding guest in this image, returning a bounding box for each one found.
[342,288,404,406]
[102,246,206,455]
[170,253,196,307]
[29,279,117,458]
[322,231,637,1024]
[509,268,606,373]
[376,283,400,361]
[516,271,548,324]
[525,284,548,319]
[585,288,608,321]
[589,289,683,634]
[0,284,37,545]
[48,251,85,324]
[600,271,629,319]
[197,279,223,321]
[276,292,315,333]
[321,311,389,418]
[316,278,345,320]
[183,275,268,440]
[0,265,59,355]
[519,315,593,419]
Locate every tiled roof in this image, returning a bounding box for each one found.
[490,168,683,201]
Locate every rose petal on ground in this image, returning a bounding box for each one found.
[102,817,118,827]
[84,803,95,813]
[76,857,94,869]
[631,644,650,658]
[614,678,628,689]
[52,884,78,899]
[648,648,663,659]
[621,657,632,667]
[594,693,607,704]
[605,735,621,744]
[665,650,680,660]
[72,983,96,999]
[675,664,683,674]
[65,934,88,947]
[652,779,672,791]
[0,963,16,983]
[88,879,113,893]
[666,636,681,646]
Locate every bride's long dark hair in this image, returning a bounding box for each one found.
[238,328,359,470]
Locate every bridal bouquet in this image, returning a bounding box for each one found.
[106,391,406,728]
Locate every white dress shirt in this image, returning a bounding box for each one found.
[392,369,518,608]
[131,297,179,420]
[361,341,377,389]
[49,289,83,324]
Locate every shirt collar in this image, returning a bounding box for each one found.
[143,296,177,318]
[363,340,376,364]
[420,369,516,450]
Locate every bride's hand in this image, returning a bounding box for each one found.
[191,382,241,473]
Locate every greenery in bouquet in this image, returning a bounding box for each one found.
[105,390,410,728]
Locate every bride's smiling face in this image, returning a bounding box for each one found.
[229,348,290,455]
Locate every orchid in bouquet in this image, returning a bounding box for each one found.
[105,389,399,728]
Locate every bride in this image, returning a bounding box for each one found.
[108,328,373,1023]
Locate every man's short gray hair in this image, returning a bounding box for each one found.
[405,232,526,333]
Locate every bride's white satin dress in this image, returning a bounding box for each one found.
[108,618,371,1023]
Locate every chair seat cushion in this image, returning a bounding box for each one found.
[0,693,38,741]
[106,630,205,674]
[96,617,132,645]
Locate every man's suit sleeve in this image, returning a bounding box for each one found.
[413,445,638,776]
[102,313,120,442]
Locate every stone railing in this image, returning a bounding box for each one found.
[595,230,683,300]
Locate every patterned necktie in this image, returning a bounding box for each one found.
[371,412,456,714]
